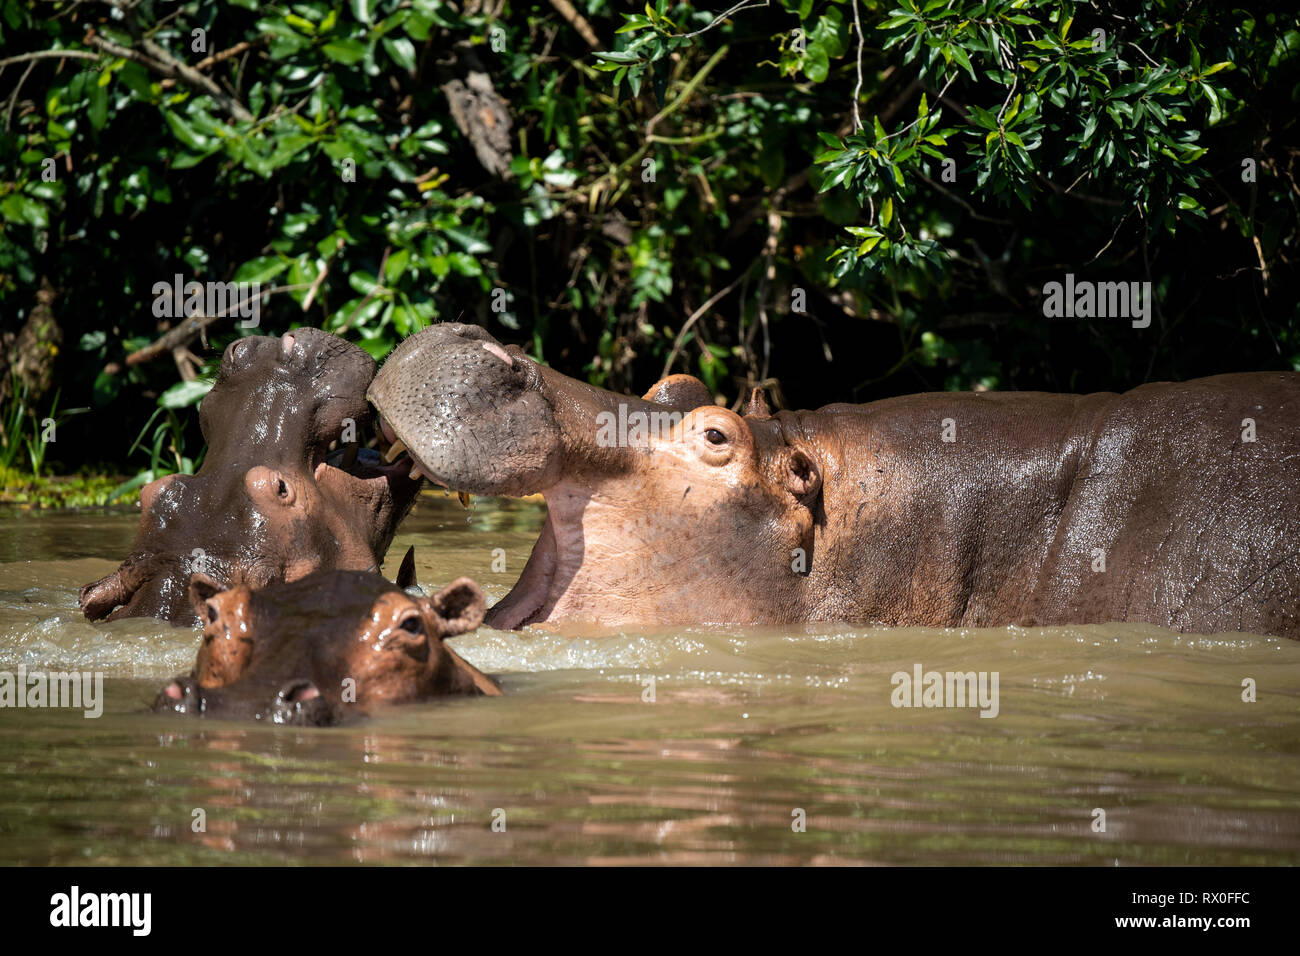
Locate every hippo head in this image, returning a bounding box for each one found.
[368,324,823,628]
[152,569,500,725]
[82,329,423,625]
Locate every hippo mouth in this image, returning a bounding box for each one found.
[317,429,424,538]
[319,438,418,486]
[367,324,645,628]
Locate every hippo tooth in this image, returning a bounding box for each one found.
[409,464,425,481]
[458,491,472,509]
[383,438,407,463]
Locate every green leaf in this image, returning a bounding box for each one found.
[804,44,829,83]
[382,37,417,71]
[594,49,644,64]
[234,256,289,284]
[323,39,367,64]
[443,227,490,254]
[159,378,214,409]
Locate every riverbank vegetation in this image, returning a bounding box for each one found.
[2,0,1295,505]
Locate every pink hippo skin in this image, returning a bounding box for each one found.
[81,329,422,626]
[368,323,1300,637]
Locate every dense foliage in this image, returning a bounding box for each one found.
[1,0,1296,496]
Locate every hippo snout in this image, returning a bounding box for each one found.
[151,676,337,726]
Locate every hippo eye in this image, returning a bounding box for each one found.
[399,614,423,635]
[704,428,727,445]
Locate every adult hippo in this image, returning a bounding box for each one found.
[368,323,1300,638]
[153,566,500,726]
[81,328,422,625]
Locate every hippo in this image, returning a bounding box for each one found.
[367,322,1300,638]
[152,564,500,726]
[81,329,423,625]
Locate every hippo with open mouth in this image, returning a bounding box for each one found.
[82,328,423,625]
[152,565,500,726]
[368,322,1300,638]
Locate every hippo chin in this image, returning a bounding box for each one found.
[82,329,423,626]
[368,323,1300,638]
[152,569,501,726]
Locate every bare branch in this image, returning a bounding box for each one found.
[124,284,312,368]
[547,0,601,49]
[674,1,770,40]
[850,0,865,131]
[661,258,760,379]
[0,49,100,69]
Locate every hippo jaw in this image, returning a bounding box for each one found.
[370,325,824,629]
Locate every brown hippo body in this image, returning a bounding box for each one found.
[780,377,1297,635]
[153,569,500,726]
[81,329,422,626]
[368,323,1299,638]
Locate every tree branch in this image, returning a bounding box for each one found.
[83,25,254,123]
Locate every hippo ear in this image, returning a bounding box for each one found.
[641,374,713,412]
[395,546,418,591]
[746,387,773,420]
[782,448,822,501]
[441,646,504,697]
[187,572,227,624]
[427,577,487,638]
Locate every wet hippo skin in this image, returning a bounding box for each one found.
[369,322,1300,637]
[152,569,501,726]
[81,328,422,626]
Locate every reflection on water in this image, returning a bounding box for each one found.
[1,495,1298,864]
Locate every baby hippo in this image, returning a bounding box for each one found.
[153,566,501,726]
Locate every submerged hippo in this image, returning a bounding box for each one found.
[82,329,422,625]
[368,323,1300,638]
[153,566,500,726]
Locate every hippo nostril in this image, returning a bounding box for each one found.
[270,680,329,726]
[269,474,296,506]
[278,680,320,704]
[153,677,205,716]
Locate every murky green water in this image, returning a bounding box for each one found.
[1,495,1298,865]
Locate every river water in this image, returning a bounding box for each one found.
[1,495,1297,865]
